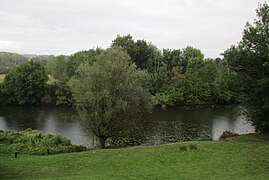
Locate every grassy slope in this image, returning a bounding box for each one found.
[0,134,269,180]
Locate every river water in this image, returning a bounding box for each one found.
[0,106,255,147]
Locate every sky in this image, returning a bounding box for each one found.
[0,0,264,58]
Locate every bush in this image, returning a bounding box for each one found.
[189,144,198,150]
[220,131,239,140]
[179,145,187,151]
[0,129,87,155]
[154,88,184,108]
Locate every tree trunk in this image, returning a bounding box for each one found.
[99,136,107,149]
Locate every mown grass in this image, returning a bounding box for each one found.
[0,134,269,179]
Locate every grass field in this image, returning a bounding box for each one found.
[0,134,269,179]
[0,74,5,83]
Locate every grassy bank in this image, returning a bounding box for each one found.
[1,134,269,179]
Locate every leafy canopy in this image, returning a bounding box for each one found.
[69,47,153,148]
[224,3,269,132]
[3,60,48,105]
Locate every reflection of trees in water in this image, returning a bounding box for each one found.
[111,106,248,146]
[0,106,80,131]
[151,121,211,143]
[0,106,43,130]
[111,116,211,147]
[0,106,90,146]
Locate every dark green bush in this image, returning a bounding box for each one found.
[179,145,187,151]
[220,131,239,140]
[189,144,198,150]
[0,129,87,155]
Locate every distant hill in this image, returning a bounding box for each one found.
[21,54,38,59]
[0,52,55,74]
[0,52,28,67]
[22,54,55,60]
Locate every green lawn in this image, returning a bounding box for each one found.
[0,134,269,179]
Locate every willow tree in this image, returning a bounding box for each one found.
[69,47,152,148]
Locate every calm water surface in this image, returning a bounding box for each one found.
[0,106,255,147]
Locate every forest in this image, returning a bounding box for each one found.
[0,37,235,107]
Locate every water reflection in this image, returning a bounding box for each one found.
[0,106,255,146]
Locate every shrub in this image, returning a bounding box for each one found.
[154,88,184,108]
[220,131,239,140]
[189,144,198,150]
[179,145,187,151]
[0,129,87,155]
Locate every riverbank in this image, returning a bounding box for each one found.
[1,133,268,179]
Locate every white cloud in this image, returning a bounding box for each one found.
[0,0,263,57]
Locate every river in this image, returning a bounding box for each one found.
[0,106,255,147]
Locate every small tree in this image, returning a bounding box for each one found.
[69,47,153,148]
[3,60,48,105]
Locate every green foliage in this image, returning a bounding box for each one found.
[189,144,198,150]
[112,35,235,106]
[55,81,74,106]
[112,35,153,70]
[179,145,187,151]
[67,48,103,78]
[111,34,135,59]
[40,83,57,105]
[50,55,70,81]
[2,61,48,105]
[0,129,87,155]
[224,3,269,132]
[220,131,239,140]
[0,67,11,74]
[30,55,55,74]
[49,49,103,82]
[0,52,28,74]
[0,52,28,67]
[0,36,238,107]
[154,88,184,107]
[162,49,183,81]
[181,46,204,68]
[69,47,153,148]
[145,45,167,93]
[0,74,5,83]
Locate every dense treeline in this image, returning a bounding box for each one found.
[0,38,235,107]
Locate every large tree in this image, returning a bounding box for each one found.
[3,60,48,105]
[224,3,269,132]
[111,35,153,70]
[69,47,153,148]
[50,55,70,81]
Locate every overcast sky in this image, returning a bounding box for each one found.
[0,0,264,58]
